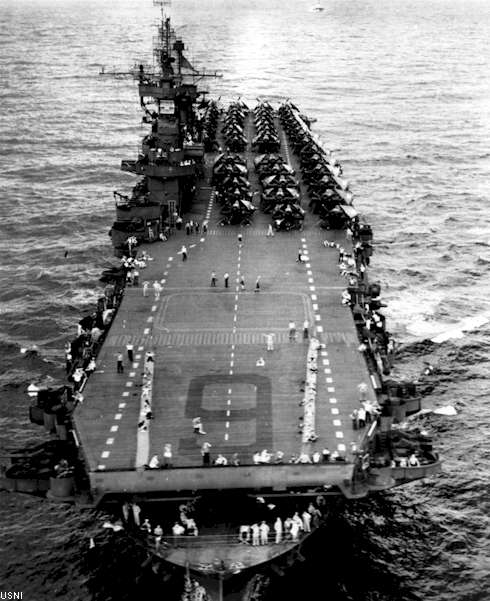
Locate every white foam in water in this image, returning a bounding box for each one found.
[433,405,458,416]
[386,290,444,335]
[431,312,490,344]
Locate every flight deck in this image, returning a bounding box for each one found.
[73,118,379,499]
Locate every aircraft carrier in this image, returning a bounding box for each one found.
[3,4,441,600]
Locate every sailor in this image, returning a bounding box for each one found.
[274,450,284,464]
[251,523,260,546]
[65,352,73,373]
[121,501,130,522]
[210,271,217,287]
[132,503,141,527]
[341,289,352,305]
[214,454,228,466]
[117,353,124,373]
[259,521,270,545]
[259,449,271,464]
[292,512,303,531]
[181,245,188,261]
[264,333,275,351]
[288,321,296,342]
[163,443,172,468]
[302,510,312,533]
[307,503,319,519]
[290,520,300,541]
[350,409,359,430]
[303,319,309,339]
[408,453,420,467]
[86,358,96,374]
[224,272,229,288]
[154,524,163,548]
[201,441,212,466]
[266,223,274,237]
[274,517,283,543]
[148,454,160,469]
[153,280,162,300]
[172,522,185,536]
[283,517,293,537]
[126,343,134,363]
[298,453,312,464]
[73,367,85,386]
[192,417,206,434]
[239,525,250,543]
[357,407,366,429]
[186,518,198,536]
[312,451,321,463]
[362,400,378,423]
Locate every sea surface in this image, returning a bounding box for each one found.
[0,0,489,599]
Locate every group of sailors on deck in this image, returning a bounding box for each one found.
[198,446,344,467]
[239,503,322,546]
[122,496,327,551]
[350,399,382,429]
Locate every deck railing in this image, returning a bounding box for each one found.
[156,532,301,548]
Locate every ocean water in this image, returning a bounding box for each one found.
[0,0,489,599]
